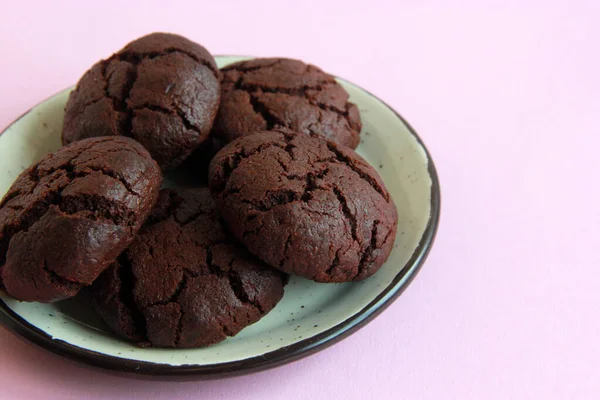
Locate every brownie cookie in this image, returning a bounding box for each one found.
[209,130,397,283]
[0,137,161,302]
[212,58,362,150]
[63,32,220,170]
[91,188,287,348]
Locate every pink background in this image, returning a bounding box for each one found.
[0,1,598,399]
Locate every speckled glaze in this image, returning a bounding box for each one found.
[0,56,440,377]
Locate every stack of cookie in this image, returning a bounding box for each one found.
[0,33,398,348]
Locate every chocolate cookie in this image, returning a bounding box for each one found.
[91,188,287,348]
[0,137,162,302]
[62,32,220,170]
[212,58,362,150]
[209,130,397,283]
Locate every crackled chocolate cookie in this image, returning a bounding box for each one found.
[91,188,287,348]
[63,32,220,170]
[0,137,161,302]
[209,130,397,283]
[212,58,361,150]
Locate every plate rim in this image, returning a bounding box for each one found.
[0,60,441,378]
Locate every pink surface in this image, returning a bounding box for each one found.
[0,1,598,399]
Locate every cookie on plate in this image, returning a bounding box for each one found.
[91,188,287,348]
[62,32,220,170]
[0,137,162,302]
[211,58,362,150]
[209,130,397,283]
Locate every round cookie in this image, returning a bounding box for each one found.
[209,130,397,283]
[63,32,220,170]
[0,137,162,302]
[91,188,287,348]
[212,58,362,150]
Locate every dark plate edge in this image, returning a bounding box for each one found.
[0,61,441,379]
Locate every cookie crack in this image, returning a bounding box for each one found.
[325,239,355,277]
[205,246,219,276]
[240,189,300,212]
[382,225,394,247]
[274,156,290,174]
[299,205,338,219]
[0,188,24,209]
[227,268,264,314]
[236,167,329,212]
[236,81,336,96]
[32,140,138,192]
[213,132,295,194]
[74,140,148,160]
[301,167,328,202]
[213,141,288,194]
[131,104,171,114]
[203,249,264,313]
[222,58,283,73]
[101,61,125,111]
[326,249,341,276]
[132,104,202,135]
[174,303,185,347]
[57,137,121,168]
[313,101,352,119]
[79,166,139,197]
[248,94,285,130]
[279,233,292,270]
[226,65,358,125]
[148,273,188,308]
[74,95,107,112]
[175,109,202,135]
[56,198,137,227]
[236,79,352,114]
[37,155,141,201]
[30,160,73,184]
[145,191,183,226]
[42,258,84,289]
[284,143,296,161]
[0,191,61,267]
[242,215,264,239]
[326,143,389,201]
[117,254,149,342]
[219,320,234,337]
[178,209,211,226]
[117,48,219,78]
[332,185,358,242]
[357,220,380,279]
[99,58,137,136]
